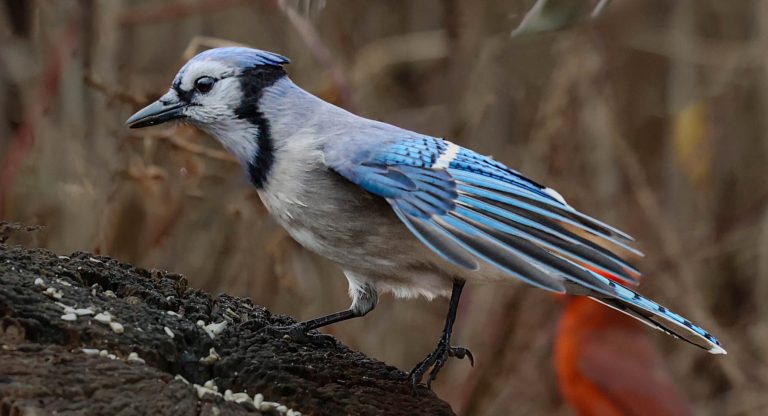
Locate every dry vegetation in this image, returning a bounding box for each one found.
[1,0,767,415]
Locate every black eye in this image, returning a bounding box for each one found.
[194,76,215,93]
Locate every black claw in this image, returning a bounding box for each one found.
[448,346,474,367]
[408,342,474,393]
[261,324,337,348]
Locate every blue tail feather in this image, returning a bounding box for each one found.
[585,275,725,354]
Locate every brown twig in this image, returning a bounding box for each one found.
[276,0,353,109]
[612,136,748,385]
[129,132,236,163]
[0,20,80,218]
[84,73,146,107]
[117,0,252,26]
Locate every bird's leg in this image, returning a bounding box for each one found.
[409,279,474,391]
[263,310,353,347]
[262,283,377,348]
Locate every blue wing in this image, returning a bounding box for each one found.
[325,134,725,353]
[327,135,641,289]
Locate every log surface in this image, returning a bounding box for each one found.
[0,244,455,416]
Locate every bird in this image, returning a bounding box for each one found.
[126,46,726,390]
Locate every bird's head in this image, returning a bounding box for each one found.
[126,46,289,130]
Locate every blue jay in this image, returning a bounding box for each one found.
[126,47,725,389]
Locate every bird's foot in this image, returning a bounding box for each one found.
[409,340,474,392]
[261,323,337,348]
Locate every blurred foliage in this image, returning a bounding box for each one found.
[1,0,767,415]
[511,0,611,36]
[673,101,711,186]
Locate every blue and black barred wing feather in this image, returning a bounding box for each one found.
[325,135,725,354]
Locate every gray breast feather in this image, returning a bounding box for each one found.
[262,164,417,269]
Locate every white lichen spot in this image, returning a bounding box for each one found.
[174,374,190,384]
[60,313,77,321]
[231,392,251,404]
[166,311,181,317]
[56,278,73,287]
[247,393,301,415]
[193,384,222,399]
[259,401,279,412]
[127,352,145,364]
[223,390,253,405]
[110,322,125,334]
[74,308,94,316]
[103,290,116,298]
[107,353,117,360]
[88,257,103,264]
[44,287,63,299]
[99,349,109,357]
[199,347,220,365]
[203,379,218,392]
[196,320,206,327]
[164,326,175,339]
[56,302,75,314]
[93,312,112,324]
[202,321,227,339]
[34,278,45,287]
[58,255,70,260]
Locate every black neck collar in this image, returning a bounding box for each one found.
[234,66,286,188]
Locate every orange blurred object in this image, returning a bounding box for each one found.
[555,296,693,416]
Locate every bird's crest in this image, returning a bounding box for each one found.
[173,47,289,89]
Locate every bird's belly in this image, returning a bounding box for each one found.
[258,170,426,273]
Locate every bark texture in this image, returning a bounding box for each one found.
[0,244,455,416]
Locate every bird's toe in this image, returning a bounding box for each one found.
[408,341,474,393]
[260,324,337,349]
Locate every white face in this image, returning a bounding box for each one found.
[160,59,261,165]
[172,60,244,124]
[126,50,288,167]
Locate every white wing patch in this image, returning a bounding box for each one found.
[544,187,569,206]
[432,141,460,169]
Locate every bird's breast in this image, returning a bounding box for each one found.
[256,165,426,273]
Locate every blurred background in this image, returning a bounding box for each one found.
[1,0,767,414]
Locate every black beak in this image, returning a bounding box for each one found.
[126,92,187,128]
